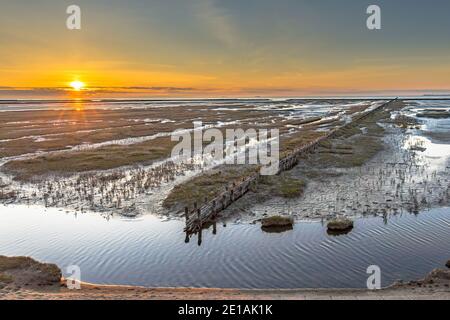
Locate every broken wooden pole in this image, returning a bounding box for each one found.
[212,200,217,216]
[197,229,202,246]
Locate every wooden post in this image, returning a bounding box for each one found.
[185,207,189,221]
[197,229,202,246]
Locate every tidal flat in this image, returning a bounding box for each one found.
[0,99,449,221]
[0,98,374,216]
[0,98,449,290]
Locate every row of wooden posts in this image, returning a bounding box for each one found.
[184,98,398,234]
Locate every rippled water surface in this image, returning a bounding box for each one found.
[0,204,448,289]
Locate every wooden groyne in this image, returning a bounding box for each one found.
[184,98,398,234]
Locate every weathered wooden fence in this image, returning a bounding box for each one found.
[184,98,398,234]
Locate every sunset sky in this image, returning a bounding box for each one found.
[1,0,450,98]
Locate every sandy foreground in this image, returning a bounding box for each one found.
[1,269,450,300]
[1,283,449,300]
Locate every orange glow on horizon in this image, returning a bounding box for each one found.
[70,81,85,91]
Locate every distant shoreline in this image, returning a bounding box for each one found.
[1,96,450,104]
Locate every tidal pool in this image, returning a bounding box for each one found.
[0,204,448,289]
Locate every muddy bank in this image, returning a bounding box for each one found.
[0,255,61,291]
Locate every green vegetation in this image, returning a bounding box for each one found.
[278,178,306,198]
[163,165,258,210]
[261,215,294,227]
[336,125,361,138]
[0,273,13,284]
[258,175,306,198]
[314,135,383,168]
[311,108,388,168]
[281,130,326,153]
[4,137,177,181]
[326,218,354,236]
[260,215,294,233]
[327,218,354,231]
[299,169,343,181]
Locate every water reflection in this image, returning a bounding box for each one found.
[326,228,353,237]
[0,204,449,289]
[261,225,294,234]
[185,221,220,246]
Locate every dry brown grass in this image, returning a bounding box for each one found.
[0,256,61,289]
[0,255,61,278]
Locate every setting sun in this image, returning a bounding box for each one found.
[70,81,85,91]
